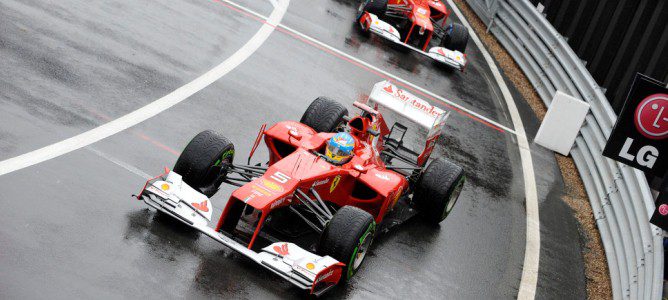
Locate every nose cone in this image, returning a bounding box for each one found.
[411,8,433,32]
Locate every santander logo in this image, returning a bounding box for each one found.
[314,269,335,284]
[273,243,289,256]
[382,83,441,117]
[191,200,209,212]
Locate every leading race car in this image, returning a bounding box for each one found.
[135,81,466,296]
[356,0,470,71]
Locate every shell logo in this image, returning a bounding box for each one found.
[306,262,315,270]
[262,179,284,193]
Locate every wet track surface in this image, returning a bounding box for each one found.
[0,0,585,298]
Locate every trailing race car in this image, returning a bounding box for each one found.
[356,0,470,71]
[135,81,466,296]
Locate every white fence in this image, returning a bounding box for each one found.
[464,0,664,299]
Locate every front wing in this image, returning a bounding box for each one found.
[360,12,467,71]
[136,170,344,296]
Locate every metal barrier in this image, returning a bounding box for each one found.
[464,0,664,299]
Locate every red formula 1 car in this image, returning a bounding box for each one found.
[356,0,470,70]
[135,81,466,296]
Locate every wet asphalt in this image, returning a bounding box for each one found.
[0,0,585,299]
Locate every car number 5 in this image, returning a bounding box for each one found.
[270,171,291,183]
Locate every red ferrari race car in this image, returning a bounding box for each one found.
[356,0,470,71]
[135,81,466,296]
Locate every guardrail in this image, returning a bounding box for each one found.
[464,0,664,299]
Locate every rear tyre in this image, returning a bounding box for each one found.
[440,23,469,53]
[318,206,376,282]
[413,158,465,224]
[356,0,388,22]
[300,97,348,133]
[173,130,235,197]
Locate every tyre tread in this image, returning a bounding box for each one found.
[300,97,348,133]
[173,130,234,196]
[441,23,469,53]
[318,206,374,280]
[413,158,464,223]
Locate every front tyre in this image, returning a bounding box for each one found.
[413,158,465,224]
[173,130,235,198]
[440,23,469,53]
[356,0,388,22]
[318,206,376,282]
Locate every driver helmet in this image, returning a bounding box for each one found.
[325,132,355,165]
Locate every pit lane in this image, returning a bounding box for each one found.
[0,0,585,298]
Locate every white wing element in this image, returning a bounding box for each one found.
[368,80,448,129]
[146,171,213,223]
[365,13,402,43]
[138,170,344,295]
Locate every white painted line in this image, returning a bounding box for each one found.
[87,147,152,179]
[0,0,289,177]
[445,0,541,298]
[223,0,517,135]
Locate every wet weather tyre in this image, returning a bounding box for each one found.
[413,158,465,224]
[318,206,376,282]
[441,23,469,53]
[300,97,348,133]
[173,130,235,198]
[356,0,388,21]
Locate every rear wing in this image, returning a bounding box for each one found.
[368,81,449,166]
[368,80,448,129]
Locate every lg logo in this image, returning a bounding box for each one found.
[619,94,668,168]
[634,94,668,139]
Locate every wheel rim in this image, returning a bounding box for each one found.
[334,119,347,132]
[442,177,465,218]
[348,223,375,278]
[201,151,233,193]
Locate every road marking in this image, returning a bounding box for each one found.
[0,0,289,177]
[84,107,181,156]
[444,0,540,298]
[219,0,516,135]
[87,147,152,179]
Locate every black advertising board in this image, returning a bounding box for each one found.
[603,73,668,176]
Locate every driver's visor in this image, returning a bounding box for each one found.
[326,143,351,158]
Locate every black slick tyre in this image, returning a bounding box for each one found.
[173,130,235,197]
[413,158,465,224]
[356,0,388,21]
[300,97,348,133]
[318,206,376,282]
[440,23,469,53]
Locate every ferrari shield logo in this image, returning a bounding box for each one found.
[330,175,341,193]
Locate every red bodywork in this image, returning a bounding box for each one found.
[215,114,411,250]
[387,0,451,51]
